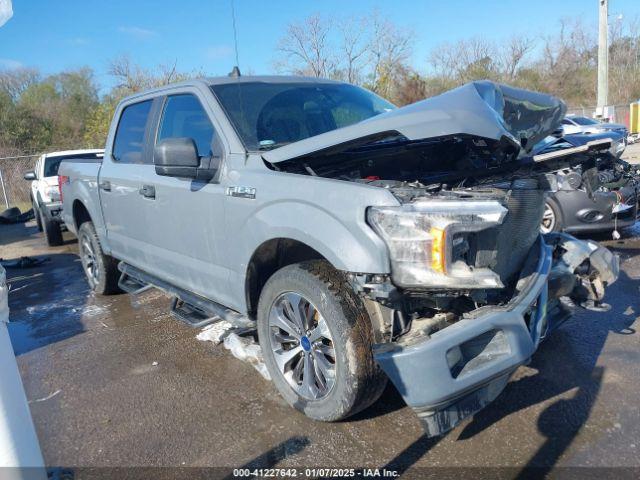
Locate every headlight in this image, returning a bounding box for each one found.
[368,200,507,289]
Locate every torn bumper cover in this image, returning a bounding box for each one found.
[373,235,618,437]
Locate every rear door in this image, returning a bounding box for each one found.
[141,91,232,306]
[98,98,157,265]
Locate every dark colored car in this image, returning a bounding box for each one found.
[536,133,640,234]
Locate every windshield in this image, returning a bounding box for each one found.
[571,116,600,126]
[211,82,395,151]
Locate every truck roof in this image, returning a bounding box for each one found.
[118,75,346,102]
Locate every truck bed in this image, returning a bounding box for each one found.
[58,158,104,238]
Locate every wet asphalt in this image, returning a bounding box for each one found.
[1,216,639,477]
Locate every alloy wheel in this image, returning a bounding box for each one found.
[540,202,556,234]
[268,292,336,400]
[79,233,99,287]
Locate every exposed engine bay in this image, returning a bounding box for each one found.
[279,135,622,343]
[265,81,620,344]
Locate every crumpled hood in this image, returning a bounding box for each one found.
[263,80,566,164]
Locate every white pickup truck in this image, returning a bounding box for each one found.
[24,149,103,245]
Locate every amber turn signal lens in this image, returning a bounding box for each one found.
[430,227,446,273]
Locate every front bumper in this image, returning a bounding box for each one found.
[373,235,618,437]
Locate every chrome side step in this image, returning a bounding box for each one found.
[117,262,254,329]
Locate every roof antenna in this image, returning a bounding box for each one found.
[229,0,241,76]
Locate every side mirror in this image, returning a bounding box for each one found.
[154,138,219,180]
[24,171,37,181]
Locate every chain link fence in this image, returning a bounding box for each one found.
[566,104,631,128]
[0,154,39,211]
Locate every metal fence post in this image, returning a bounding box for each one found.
[0,167,9,209]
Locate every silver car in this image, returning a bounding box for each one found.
[561,115,628,154]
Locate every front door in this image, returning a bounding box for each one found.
[142,92,231,307]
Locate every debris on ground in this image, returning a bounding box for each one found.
[0,207,35,224]
[0,256,50,269]
[196,320,234,345]
[223,332,271,381]
[197,322,271,380]
[29,389,61,403]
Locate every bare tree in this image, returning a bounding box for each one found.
[336,16,370,84]
[275,14,336,77]
[368,13,413,96]
[499,35,536,80]
[429,37,497,84]
[108,55,205,97]
[0,67,40,101]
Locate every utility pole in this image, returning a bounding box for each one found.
[597,0,609,116]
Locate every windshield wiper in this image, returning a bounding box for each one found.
[258,141,291,151]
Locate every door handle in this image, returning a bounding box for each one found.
[139,184,156,199]
[99,180,111,192]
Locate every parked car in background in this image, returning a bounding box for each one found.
[59,78,618,437]
[536,132,639,234]
[24,149,103,246]
[561,115,628,156]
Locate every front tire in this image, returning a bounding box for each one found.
[540,200,563,233]
[78,221,121,295]
[257,260,387,422]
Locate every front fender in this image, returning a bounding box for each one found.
[242,200,389,273]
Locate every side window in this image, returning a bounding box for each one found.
[561,119,573,126]
[157,94,215,157]
[112,100,153,164]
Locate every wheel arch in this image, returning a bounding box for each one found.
[72,199,93,231]
[244,238,329,319]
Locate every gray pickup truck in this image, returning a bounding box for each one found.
[59,76,619,436]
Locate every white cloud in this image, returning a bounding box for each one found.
[118,26,157,40]
[204,45,234,61]
[0,0,13,27]
[0,58,23,70]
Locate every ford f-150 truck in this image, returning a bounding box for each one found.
[23,149,104,245]
[59,76,619,436]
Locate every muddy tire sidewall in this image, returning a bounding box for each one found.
[257,261,386,422]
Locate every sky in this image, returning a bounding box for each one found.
[1,0,639,94]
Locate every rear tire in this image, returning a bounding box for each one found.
[257,260,387,422]
[77,221,121,295]
[41,209,63,246]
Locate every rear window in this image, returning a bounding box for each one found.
[112,100,153,163]
[43,153,102,177]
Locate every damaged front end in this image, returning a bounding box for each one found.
[265,80,620,436]
[370,232,618,437]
